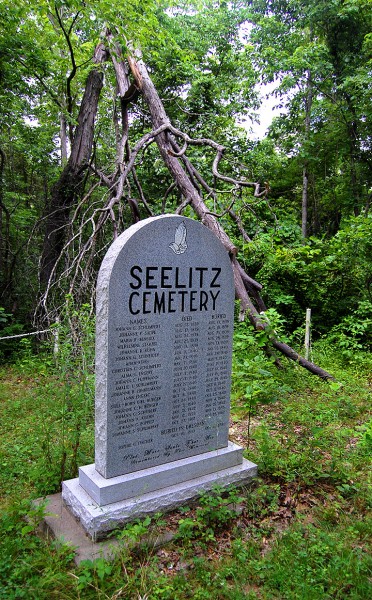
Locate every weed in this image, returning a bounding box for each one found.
[76,558,114,592]
[0,500,75,599]
[244,481,281,519]
[116,516,152,550]
[356,418,372,450]
[176,487,243,544]
[251,522,372,599]
[33,301,95,494]
[232,319,293,444]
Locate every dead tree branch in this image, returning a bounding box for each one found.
[35,38,334,380]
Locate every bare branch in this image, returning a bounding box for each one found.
[162,123,266,197]
[228,208,252,243]
[54,7,80,139]
[162,182,177,213]
[205,195,237,218]
[174,195,190,214]
[132,168,153,216]
[236,262,262,291]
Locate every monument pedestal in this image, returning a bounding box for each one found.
[62,442,257,540]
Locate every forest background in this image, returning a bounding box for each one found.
[0,1,371,598]
[0,0,371,345]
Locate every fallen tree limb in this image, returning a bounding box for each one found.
[271,339,334,380]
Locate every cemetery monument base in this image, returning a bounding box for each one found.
[62,215,257,540]
[63,444,257,540]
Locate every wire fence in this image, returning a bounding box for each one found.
[0,329,52,341]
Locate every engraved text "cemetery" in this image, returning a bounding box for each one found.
[128,266,221,315]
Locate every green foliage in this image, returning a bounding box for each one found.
[0,338,371,599]
[33,301,95,493]
[1,0,263,319]
[241,214,372,336]
[328,300,372,357]
[0,301,95,500]
[177,487,243,544]
[247,0,372,232]
[356,418,372,451]
[243,480,280,519]
[1,0,371,333]
[0,500,75,599]
[232,318,293,442]
[250,522,372,599]
[154,1,257,134]
[0,308,25,362]
[0,307,10,324]
[76,558,114,593]
[246,349,371,490]
[116,515,152,548]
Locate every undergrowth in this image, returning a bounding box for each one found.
[0,322,371,599]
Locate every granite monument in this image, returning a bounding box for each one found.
[63,215,256,539]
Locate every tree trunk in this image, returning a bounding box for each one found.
[60,112,68,166]
[39,68,103,291]
[302,165,309,238]
[0,147,9,300]
[302,70,312,239]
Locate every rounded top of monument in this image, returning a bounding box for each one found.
[98,215,233,283]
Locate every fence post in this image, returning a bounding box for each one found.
[305,308,311,360]
[53,317,60,356]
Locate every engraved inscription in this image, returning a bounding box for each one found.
[96,216,235,478]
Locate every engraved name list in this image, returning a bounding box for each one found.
[95,215,235,479]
